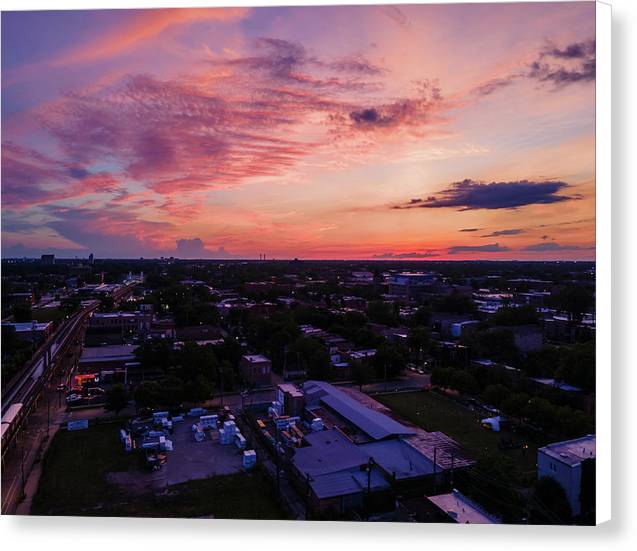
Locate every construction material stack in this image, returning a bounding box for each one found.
[243,449,257,469]
[200,414,218,429]
[219,420,237,445]
[310,417,324,432]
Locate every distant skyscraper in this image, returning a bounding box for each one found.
[40,254,55,265]
[88,253,94,265]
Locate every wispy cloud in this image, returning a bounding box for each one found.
[373,251,439,259]
[447,243,510,254]
[481,228,525,237]
[522,242,592,252]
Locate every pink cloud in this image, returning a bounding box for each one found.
[1,141,119,208]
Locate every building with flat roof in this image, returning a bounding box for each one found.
[2,321,53,345]
[276,383,305,417]
[40,254,55,265]
[426,489,501,524]
[537,434,596,517]
[239,354,272,387]
[388,272,437,298]
[291,428,392,515]
[79,344,138,372]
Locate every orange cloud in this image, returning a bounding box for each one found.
[54,8,249,66]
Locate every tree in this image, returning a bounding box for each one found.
[105,384,129,415]
[450,369,479,395]
[373,343,407,379]
[367,301,399,326]
[134,381,162,410]
[161,375,185,409]
[555,341,595,392]
[184,374,213,404]
[482,384,510,409]
[435,292,476,314]
[412,305,432,326]
[492,306,539,326]
[407,326,430,360]
[431,367,453,388]
[550,285,594,324]
[351,360,373,391]
[468,328,519,364]
[12,304,32,323]
[531,476,572,524]
[99,296,115,312]
[290,336,331,380]
[501,392,530,423]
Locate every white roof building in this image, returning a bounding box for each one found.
[427,489,500,524]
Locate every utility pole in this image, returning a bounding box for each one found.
[433,447,437,494]
[384,362,388,393]
[305,472,311,520]
[219,367,225,408]
[276,444,281,496]
[366,457,375,521]
[20,446,26,500]
[46,393,51,439]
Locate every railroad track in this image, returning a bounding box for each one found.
[1,300,99,452]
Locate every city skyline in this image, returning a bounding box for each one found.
[2,3,596,260]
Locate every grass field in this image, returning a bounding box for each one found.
[32,422,289,519]
[376,390,543,484]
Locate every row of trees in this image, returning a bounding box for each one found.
[431,365,593,440]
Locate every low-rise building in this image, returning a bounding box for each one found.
[78,344,139,375]
[1,321,53,344]
[537,434,596,517]
[426,489,501,524]
[276,383,305,417]
[388,272,437,298]
[240,354,272,387]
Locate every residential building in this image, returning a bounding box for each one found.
[240,354,272,387]
[537,434,596,517]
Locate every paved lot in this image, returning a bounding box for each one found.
[164,419,244,486]
[108,419,245,491]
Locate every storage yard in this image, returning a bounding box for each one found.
[32,415,287,519]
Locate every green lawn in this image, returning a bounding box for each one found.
[377,390,542,483]
[32,422,289,519]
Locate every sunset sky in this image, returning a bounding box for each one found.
[1,2,596,260]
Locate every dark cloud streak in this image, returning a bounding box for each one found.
[394,179,579,211]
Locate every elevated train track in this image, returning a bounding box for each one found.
[1,300,100,457]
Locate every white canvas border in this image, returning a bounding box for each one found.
[0,0,618,545]
[594,0,612,526]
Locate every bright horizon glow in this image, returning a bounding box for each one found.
[1,3,596,261]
